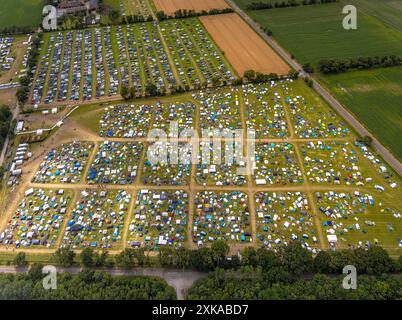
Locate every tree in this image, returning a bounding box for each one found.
[211,240,229,266]
[53,247,75,267]
[108,9,121,23]
[243,70,256,81]
[365,246,393,275]
[255,248,281,271]
[16,87,29,104]
[115,248,136,268]
[172,247,190,269]
[362,135,373,147]
[0,105,12,122]
[80,248,95,267]
[19,76,30,87]
[13,252,27,267]
[145,82,158,96]
[314,251,332,273]
[189,248,215,272]
[303,63,314,74]
[120,85,130,100]
[94,250,111,267]
[280,243,314,276]
[241,247,257,267]
[28,263,44,281]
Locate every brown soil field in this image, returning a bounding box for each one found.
[153,0,230,16]
[200,13,290,76]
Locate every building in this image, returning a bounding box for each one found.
[57,0,98,16]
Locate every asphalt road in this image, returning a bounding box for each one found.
[0,266,207,300]
[225,0,402,176]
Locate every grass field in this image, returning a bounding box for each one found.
[347,0,402,32]
[319,66,402,161]
[0,0,42,29]
[242,1,402,65]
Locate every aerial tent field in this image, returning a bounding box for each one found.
[3,77,401,254]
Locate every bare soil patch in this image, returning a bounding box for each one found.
[153,0,230,15]
[200,13,290,76]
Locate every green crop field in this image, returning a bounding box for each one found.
[319,66,402,161]
[0,0,42,29]
[242,1,402,65]
[347,0,402,32]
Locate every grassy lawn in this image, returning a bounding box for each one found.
[244,2,402,65]
[319,66,402,161]
[0,0,42,29]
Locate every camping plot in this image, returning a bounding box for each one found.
[255,192,319,252]
[159,20,202,88]
[30,22,177,104]
[0,188,72,248]
[299,141,379,187]
[32,141,94,184]
[354,140,400,189]
[315,190,402,250]
[120,0,154,19]
[252,142,303,186]
[142,141,192,185]
[87,141,143,185]
[160,18,236,87]
[62,189,131,249]
[283,79,351,139]
[196,87,242,135]
[193,191,252,244]
[99,104,153,138]
[152,101,196,136]
[243,82,289,139]
[196,141,247,186]
[127,189,188,248]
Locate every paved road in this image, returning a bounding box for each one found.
[0,266,207,300]
[225,0,402,176]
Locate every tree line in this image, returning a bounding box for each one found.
[187,270,402,300]
[319,55,401,74]
[8,243,402,300]
[0,105,14,160]
[119,69,299,100]
[0,268,176,300]
[156,8,234,21]
[16,34,42,105]
[247,0,337,11]
[24,241,399,276]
